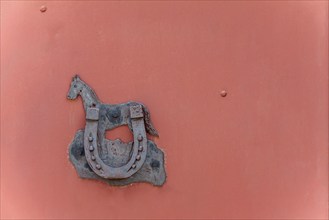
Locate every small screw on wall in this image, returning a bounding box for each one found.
[40,6,47,13]
[220,90,227,97]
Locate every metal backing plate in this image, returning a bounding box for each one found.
[69,130,166,186]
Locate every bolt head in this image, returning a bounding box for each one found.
[88,136,93,142]
[91,155,96,161]
[136,155,141,161]
[96,164,101,169]
[40,6,47,12]
[137,134,143,141]
[132,164,136,169]
[89,146,94,151]
[138,146,143,152]
[220,90,227,97]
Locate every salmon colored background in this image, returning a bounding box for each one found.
[1,1,328,219]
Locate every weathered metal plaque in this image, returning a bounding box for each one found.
[67,75,166,186]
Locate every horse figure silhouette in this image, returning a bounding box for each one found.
[67,75,159,139]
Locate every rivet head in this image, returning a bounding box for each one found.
[138,146,143,152]
[91,155,96,161]
[40,6,47,13]
[132,164,136,169]
[88,136,93,142]
[96,164,101,170]
[137,134,143,141]
[112,112,119,118]
[136,155,141,161]
[89,146,94,151]
[220,90,227,97]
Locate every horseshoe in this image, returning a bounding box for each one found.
[83,105,147,179]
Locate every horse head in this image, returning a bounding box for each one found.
[67,75,83,100]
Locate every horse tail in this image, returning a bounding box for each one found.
[142,105,159,137]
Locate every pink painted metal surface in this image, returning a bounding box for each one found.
[1,1,328,219]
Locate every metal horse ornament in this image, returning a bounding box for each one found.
[67,75,166,186]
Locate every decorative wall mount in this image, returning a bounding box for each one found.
[67,75,166,186]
